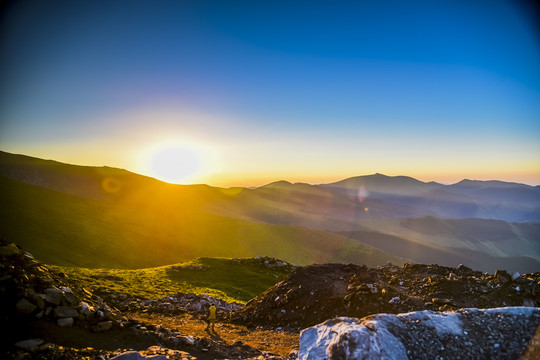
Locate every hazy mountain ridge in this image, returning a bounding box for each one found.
[0,151,401,269]
[325,174,540,222]
[1,150,539,272]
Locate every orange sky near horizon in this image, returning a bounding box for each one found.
[1,1,539,188]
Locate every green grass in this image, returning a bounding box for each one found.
[50,257,294,303]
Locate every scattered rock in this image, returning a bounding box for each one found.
[3,236,539,360]
[108,291,243,318]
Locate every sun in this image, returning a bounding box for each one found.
[141,141,204,184]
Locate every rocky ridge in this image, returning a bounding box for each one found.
[232,262,540,329]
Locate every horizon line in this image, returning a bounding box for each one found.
[1,149,539,188]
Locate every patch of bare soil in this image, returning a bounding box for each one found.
[126,312,299,357]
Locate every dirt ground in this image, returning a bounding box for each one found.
[126,311,300,357]
[4,314,299,359]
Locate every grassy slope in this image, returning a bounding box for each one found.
[0,175,403,269]
[50,257,294,303]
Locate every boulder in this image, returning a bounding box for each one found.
[178,335,196,346]
[61,286,80,304]
[57,317,74,327]
[31,293,46,309]
[92,320,113,332]
[16,298,37,314]
[54,306,79,318]
[299,307,540,360]
[14,338,44,349]
[45,287,63,305]
[80,301,94,317]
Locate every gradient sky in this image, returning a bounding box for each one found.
[1,0,539,186]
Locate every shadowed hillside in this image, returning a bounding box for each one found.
[0,159,401,269]
[1,150,538,272]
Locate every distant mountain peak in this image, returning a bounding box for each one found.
[262,180,293,188]
[453,178,531,189]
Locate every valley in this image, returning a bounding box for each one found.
[0,150,538,272]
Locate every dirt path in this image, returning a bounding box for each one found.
[126,312,300,357]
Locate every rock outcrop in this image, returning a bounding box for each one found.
[299,307,540,360]
[233,262,540,329]
[0,237,124,334]
[0,237,272,359]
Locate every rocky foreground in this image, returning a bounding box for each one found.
[1,237,540,359]
[300,308,540,360]
[232,261,540,329]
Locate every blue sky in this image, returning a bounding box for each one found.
[1,0,539,186]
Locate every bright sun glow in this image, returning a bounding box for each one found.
[140,140,211,184]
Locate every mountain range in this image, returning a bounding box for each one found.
[0,150,538,272]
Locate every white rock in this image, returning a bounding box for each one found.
[299,307,540,360]
[407,311,462,336]
[300,316,407,360]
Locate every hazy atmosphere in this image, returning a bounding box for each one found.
[2,2,540,358]
[1,0,539,186]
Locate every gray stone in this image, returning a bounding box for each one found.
[93,320,113,332]
[60,286,80,304]
[178,335,196,346]
[15,338,43,349]
[32,293,46,309]
[57,317,74,327]
[45,287,63,305]
[54,306,79,318]
[80,301,94,317]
